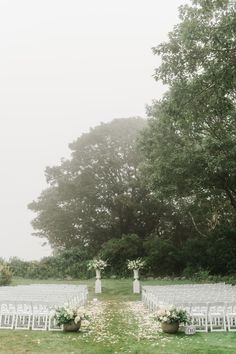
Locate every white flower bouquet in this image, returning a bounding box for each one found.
[50,304,90,327]
[87,259,107,271]
[155,305,191,325]
[127,258,145,270]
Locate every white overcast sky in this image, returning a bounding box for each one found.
[0,0,187,260]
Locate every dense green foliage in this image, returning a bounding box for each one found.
[28,118,157,254]
[28,118,166,275]
[0,261,12,285]
[100,234,144,276]
[9,252,89,279]
[140,0,236,275]
[27,0,236,277]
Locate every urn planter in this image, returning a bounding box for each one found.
[63,320,81,332]
[161,322,179,334]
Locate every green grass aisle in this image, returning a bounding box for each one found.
[78,299,162,353]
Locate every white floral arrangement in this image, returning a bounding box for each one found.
[155,305,191,325]
[87,259,107,271]
[127,258,145,270]
[50,304,90,327]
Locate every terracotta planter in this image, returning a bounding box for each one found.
[161,322,179,334]
[63,320,81,332]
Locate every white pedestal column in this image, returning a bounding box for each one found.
[133,269,140,294]
[95,269,102,293]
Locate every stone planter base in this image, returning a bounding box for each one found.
[161,322,179,334]
[63,320,81,332]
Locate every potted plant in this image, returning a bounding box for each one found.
[155,306,191,334]
[50,304,90,332]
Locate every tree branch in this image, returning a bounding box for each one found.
[188,211,208,238]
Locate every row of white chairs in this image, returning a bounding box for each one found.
[0,285,88,303]
[0,284,88,330]
[0,301,57,330]
[142,284,236,306]
[0,284,87,297]
[142,284,236,305]
[179,301,236,332]
[142,284,236,332]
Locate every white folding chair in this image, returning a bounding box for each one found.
[208,302,226,332]
[15,302,32,330]
[0,302,16,329]
[31,302,49,331]
[48,317,63,331]
[190,303,208,332]
[226,302,236,332]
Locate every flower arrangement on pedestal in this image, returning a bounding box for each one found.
[127,258,145,294]
[155,305,191,333]
[87,259,108,271]
[50,304,90,332]
[127,258,145,271]
[87,259,107,293]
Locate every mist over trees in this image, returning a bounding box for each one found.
[29,118,163,262]
[28,0,236,277]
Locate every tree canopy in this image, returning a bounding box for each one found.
[29,117,163,257]
[140,0,236,274]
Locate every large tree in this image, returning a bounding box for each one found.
[29,118,163,256]
[140,0,236,273]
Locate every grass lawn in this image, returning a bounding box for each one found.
[0,278,235,354]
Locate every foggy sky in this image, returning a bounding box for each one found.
[0,0,187,260]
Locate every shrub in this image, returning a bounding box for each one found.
[8,248,91,280]
[8,257,30,277]
[0,263,12,285]
[192,269,210,282]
